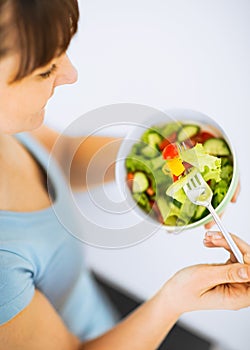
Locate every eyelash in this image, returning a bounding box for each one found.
[39,64,57,79]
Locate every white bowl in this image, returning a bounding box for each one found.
[115,108,239,233]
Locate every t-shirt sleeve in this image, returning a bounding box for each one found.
[0,250,35,325]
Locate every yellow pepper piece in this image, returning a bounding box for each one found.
[166,158,185,176]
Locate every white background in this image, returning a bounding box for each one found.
[46,1,250,349]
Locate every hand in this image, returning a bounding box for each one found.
[204,181,241,229]
[204,230,250,264]
[160,231,250,315]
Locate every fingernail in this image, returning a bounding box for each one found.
[238,268,249,280]
[206,231,222,239]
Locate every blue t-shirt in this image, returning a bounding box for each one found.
[0,132,118,340]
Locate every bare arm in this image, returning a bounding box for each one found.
[80,288,179,350]
[0,290,80,350]
[0,287,179,350]
[2,235,250,350]
[30,125,122,190]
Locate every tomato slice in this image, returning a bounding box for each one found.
[159,132,177,151]
[182,138,195,149]
[162,143,179,160]
[173,175,179,182]
[191,131,215,144]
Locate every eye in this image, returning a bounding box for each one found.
[39,64,57,79]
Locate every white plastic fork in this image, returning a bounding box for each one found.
[183,170,244,263]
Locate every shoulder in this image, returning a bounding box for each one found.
[0,250,35,325]
[29,125,64,152]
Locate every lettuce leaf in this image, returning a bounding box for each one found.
[181,143,221,174]
[181,143,221,182]
[166,144,222,200]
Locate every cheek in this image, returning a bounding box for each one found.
[14,80,55,117]
[26,80,54,109]
[0,80,54,133]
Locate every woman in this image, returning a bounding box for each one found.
[0,1,250,349]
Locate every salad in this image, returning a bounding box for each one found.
[125,121,234,226]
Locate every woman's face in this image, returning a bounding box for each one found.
[0,53,77,134]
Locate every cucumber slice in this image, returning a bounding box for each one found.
[148,133,162,148]
[132,193,151,213]
[156,122,181,138]
[156,196,172,222]
[203,138,230,156]
[132,172,149,193]
[164,215,178,226]
[141,145,159,158]
[178,199,196,224]
[150,155,165,170]
[194,205,208,220]
[177,125,200,142]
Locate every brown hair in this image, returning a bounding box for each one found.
[0,0,79,82]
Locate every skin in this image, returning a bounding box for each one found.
[0,41,249,350]
[0,53,78,134]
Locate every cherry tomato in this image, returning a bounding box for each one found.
[182,138,195,149]
[162,143,179,160]
[191,131,215,144]
[173,175,179,182]
[159,132,177,151]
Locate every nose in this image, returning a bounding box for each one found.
[54,55,78,87]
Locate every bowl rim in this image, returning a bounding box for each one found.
[115,108,239,233]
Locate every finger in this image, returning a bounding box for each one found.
[204,232,231,251]
[231,181,241,203]
[200,263,250,290]
[203,239,238,263]
[204,231,250,264]
[205,231,250,253]
[203,237,238,263]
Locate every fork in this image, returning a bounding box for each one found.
[183,169,244,263]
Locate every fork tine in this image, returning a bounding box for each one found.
[190,177,197,188]
[196,172,204,184]
[188,173,201,189]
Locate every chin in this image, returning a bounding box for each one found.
[2,109,46,135]
[35,109,45,126]
[28,109,46,132]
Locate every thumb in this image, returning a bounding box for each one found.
[206,264,250,287]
